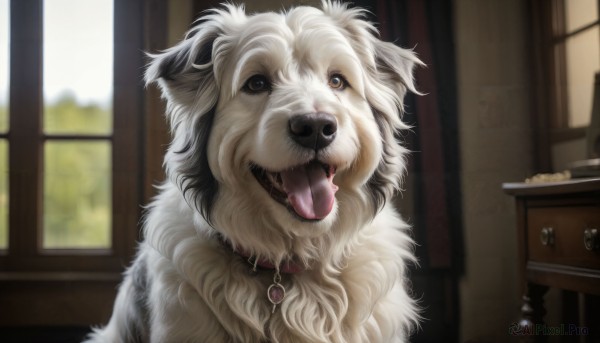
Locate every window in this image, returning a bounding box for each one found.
[530,0,600,170]
[0,0,148,327]
[42,0,113,249]
[552,0,599,129]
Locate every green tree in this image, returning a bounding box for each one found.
[0,95,113,249]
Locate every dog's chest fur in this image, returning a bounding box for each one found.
[139,200,412,343]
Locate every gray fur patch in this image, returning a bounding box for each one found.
[122,257,150,342]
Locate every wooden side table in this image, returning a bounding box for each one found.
[503,178,600,342]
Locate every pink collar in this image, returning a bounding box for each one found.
[243,254,305,274]
[219,236,305,274]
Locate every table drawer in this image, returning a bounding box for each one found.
[527,206,600,269]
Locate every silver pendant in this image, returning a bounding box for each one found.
[267,270,285,313]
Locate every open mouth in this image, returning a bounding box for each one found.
[251,160,338,221]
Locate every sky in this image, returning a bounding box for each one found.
[0,0,113,108]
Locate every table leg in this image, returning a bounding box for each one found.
[518,283,549,343]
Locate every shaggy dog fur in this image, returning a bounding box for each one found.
[86,2,422,342]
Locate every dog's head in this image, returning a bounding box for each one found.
[146,1,421,259]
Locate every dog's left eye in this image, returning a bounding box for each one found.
[243,75,271,94]
[328,74,348,90]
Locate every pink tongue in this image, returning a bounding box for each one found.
[280,162,338,220]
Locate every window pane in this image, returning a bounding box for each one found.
[0,140,7,249]
[0,0,9,133]
[565,26,600,128]
[565,0,598,33]
[43,0,113,134]
[43,141,111,249]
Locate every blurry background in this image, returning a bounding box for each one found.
[1,0,599,342]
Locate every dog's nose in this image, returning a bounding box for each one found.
[288,113,337,150]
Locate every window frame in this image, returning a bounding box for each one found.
[0,0,153,327]
[550,0,600,130]
[530,0,600,171]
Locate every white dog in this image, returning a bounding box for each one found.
[86,2,422,342]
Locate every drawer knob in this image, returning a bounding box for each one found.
[540,227,555,246]
[583,228,599,252]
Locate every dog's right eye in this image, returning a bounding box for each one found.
[243,75,271,94]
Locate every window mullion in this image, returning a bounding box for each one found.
[112,0,144,261]
[552,0,569,129]
[8,0,43,258]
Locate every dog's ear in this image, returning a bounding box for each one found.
[372,40,423,100]
[367,41,422,212]
[145,27,217,82]
[144,9,235,224]
[145,3,248,91]
[145,25,220,110]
